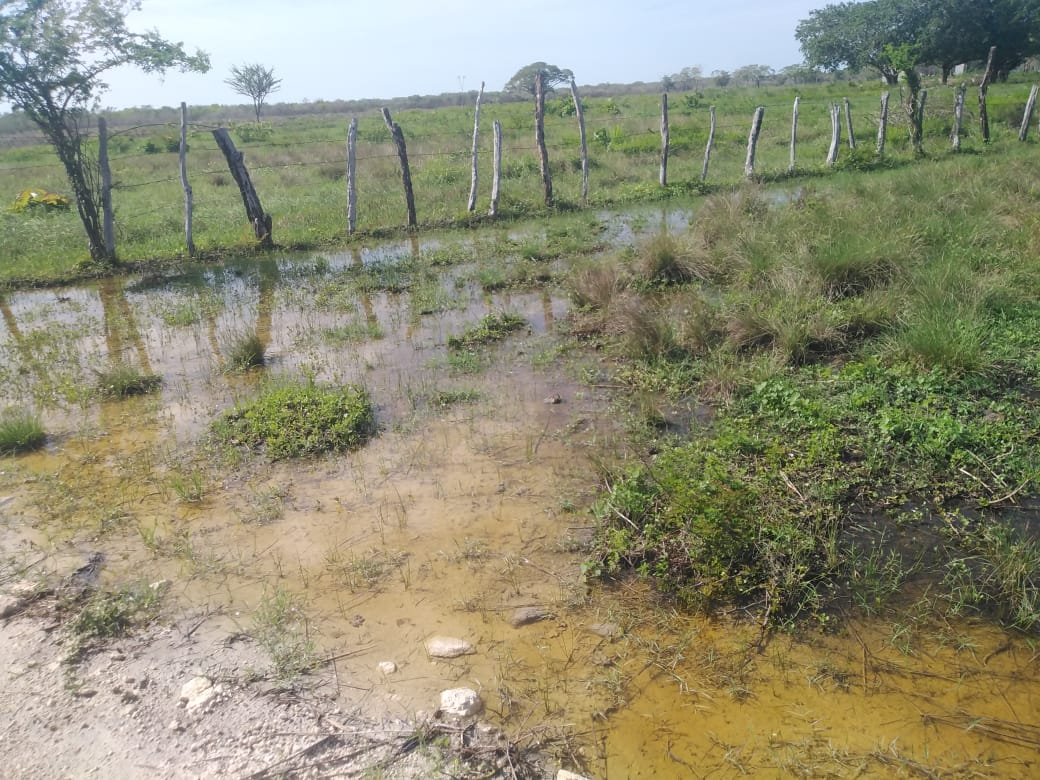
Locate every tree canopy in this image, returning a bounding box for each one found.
[0,0,209,262]
[796,0,1040,83]
[225,63,282,123]
[503,62,573,97]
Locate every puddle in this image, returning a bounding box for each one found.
[1,239,1039,778]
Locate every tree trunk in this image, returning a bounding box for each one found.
[1019,85,1038,141]
[489,119,502,217]
[381,107,417,227]
[467,82,484,212]
[212,127,272,247]
[877,92,890,155]
[789,96,799,174]
[179,103,195,256]
[952,84,966,152]
[659,92,669,186]
[97,117,115,259]
[570,79,589,205]
[979,46,997,143]
[534,73,553,207]
[347,117,358,234]
[827,102,841,166]
[47,121,108,263]
[701,105,716,183]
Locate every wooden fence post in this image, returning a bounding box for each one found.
[844,97,856,149]
[744,106,764,179]
[347,117,358,234]
[381,107,417,227]
[789,96,799,174]
[952,84,966,151]
[701,105,716,183]
[910,89,927,157]
[489,119,502,217]
[97,117,115,258]
[467,82,484,212]
[877,92,890,155]
[570,78,589,205]
[979,46,997,143]
[212,127,272,247]
[827,103,841,165]
[1019,85,1038,141]
[660,92,669,186]
[179,103,194,256]
[534,72,553,207]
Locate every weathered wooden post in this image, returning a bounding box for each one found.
[534,72,553,207]
[952,84,966,151]
[660,92,669,186]
[877,92,890,155]
[347,117,358,234]
[97,117,115,258]
[789,96,799,174]
[1019,85,1038,141]
[381,107,417,227]
[467,82,485,212]
[979,46,997,143]
[827,103,841,166]
[744,106,764,179]
[489,119,502,217]
[212,128,272,247]
[701,105,716,183]
[844,97,856,149]
[910,89,927,157]
[570,78,588,205]
[179,103,194,256]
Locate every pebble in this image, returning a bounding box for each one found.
[438,687,483,718]
[509,606,553,628]
[557,771,592,780]
[425,636,475,658]
[377,661,397,675]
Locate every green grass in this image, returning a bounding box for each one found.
[95,362,162,398]
[0,407,46,455]
[70,581,164,641]
[251,586,317,680]
[222,330,266,372]
[211,380,376,459]
[447,312,527,350]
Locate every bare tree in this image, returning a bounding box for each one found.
[225,63,282,123]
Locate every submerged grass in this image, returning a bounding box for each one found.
[95,362,162,398]
[447,312,527,350]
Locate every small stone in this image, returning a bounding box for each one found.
[510,606,553,628]
[425,636,475,659]
[585,622,620,639]
[378,661,397,675]
[544,394,563,405]
[72,688,98,698]
[179,676,218,711]
[438,687,483,718]
[149,580,170,592]
[0,593,27,620]
[557,770,592,780]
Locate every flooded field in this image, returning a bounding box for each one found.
[1,228,1038,778]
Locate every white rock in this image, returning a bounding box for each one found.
[378,661,397,675]
[439,687,483,718]
[585,622,620,639]
[179,676,220,711]
[557,770,592,780]
[425,636,474,658]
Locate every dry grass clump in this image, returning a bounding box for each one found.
[569,260,628,310]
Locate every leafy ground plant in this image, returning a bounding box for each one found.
[69,581,164,642]
[95,362,162,398]
[251,586,316,680]
[0,407,46,455]
[447,312,527,350]
[211,380,375,459]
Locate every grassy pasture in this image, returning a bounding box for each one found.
[1,78,1039,284]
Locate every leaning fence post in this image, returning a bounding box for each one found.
[569,78,589,205]
[347,117,358,234]
[534,72,553,207]
[211,127,272,247]
[844,97,856,150]
[877,92,890,155]
[744,106,764,179]
[827,103,841,166]
[489,119,502,217]
[467,82,485,212]
[701,105,716,183]
[179,103,195,256]
[1019,85,1039,141]
[952,84,966,151]
[660,92,669,186]
[97,117,115,258]
[789,96,800,174]
[382,107,417,227]
[979,46,997,143]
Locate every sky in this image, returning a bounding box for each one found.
[10,0,826,111]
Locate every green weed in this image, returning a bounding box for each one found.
[95,362,162,398]
[447,312,527,350]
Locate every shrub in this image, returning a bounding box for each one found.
[212,381,376,459]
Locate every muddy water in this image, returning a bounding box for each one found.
[1,237,1039,778]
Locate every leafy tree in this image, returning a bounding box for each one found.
[225,63,282,123]
[661,74,675,91]
[733,64,775,87]
[711,69,732,87]
[0,0,209,264]
[503,62,573,97]
[920,0,1040,82]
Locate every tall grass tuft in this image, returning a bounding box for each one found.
[222,330,266,372]
[95,362,162,398]
[0,407,46,455]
